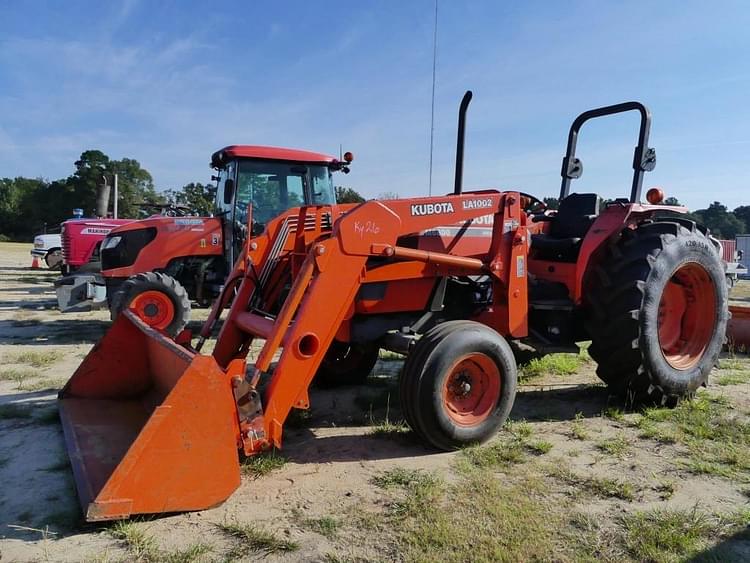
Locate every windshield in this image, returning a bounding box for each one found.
[235,160,335,227]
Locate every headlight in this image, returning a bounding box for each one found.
[34,241,44,248]
[102,236,122,249]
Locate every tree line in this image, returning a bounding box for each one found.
[0,150,371,241]
[2,150,744,241]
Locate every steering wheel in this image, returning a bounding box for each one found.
[519,192,547,215]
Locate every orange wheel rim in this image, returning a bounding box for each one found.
[129,290,175,331]
[657,262,716,370]
[442,353,501,426]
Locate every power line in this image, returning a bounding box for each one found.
[428,0,438,196]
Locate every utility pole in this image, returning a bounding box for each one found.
[428,0,439,196]
[113,173,119,219]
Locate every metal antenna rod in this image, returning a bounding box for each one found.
[428,0,438,196]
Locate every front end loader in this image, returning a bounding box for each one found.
[58,93,729,521]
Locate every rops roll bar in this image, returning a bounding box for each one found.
[559,101,656,203]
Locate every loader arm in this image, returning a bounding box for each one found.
[226,191,528,453]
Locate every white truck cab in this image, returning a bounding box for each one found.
[31,233,63,269]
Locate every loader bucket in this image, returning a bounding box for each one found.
[727,304,750,350]
[58,311,241,521]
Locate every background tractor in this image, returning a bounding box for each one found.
[57,93,728,522]
[78,146,353,335]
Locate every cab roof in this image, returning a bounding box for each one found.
[211,145,336,168]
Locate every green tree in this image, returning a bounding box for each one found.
[110,157,159,218]
[166,182,215,215]
[693,201,745,239]
[663,196,682,206]
[733,205,750,233]
[542,197,559,210]
[335,186,365,204]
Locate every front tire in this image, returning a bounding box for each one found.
[110,272,191,337]
[400,321,517,450]
[588,218,729,406]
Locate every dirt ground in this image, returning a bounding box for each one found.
[0,241,749,562]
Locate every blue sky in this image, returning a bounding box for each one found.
[1,0,749,210]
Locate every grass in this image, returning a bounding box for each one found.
[716,370,750,386]
[367,393,409,437]
[596,434,631,458]
[0,367,40,388]
[505,419,534,439]
[603,406,626,422]
[527,440,553,454]
[110,521,211,562]
[636,394,750,480]
[0,349,62,368]
[459,438,527,470]
[292,511,341,540]
[19,377,64,392]
[110,521,158,561]
[374,466,562,561]
[371,467,439,490]
[570,412,589,440]
[520,352,584,380]
[547,464,636,501]
[240,449,286,478]
[622,506,750,562]
[369,419,409,436]
[160,543,212,563]
[218,521,298,557]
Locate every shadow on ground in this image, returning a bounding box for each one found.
[0,319,110,345]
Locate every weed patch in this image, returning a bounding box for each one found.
[0,350,62,368]
[378,467,562,561]
[293,511,340,540]
[0,367,40,388]
[218,521,298,557]
[520,353,583,380]
[547,464,636,501]
[110,521,211,562]
[527,440,553,455]
[716,370,750,386]
[240,449,286,478]
[622,506,750,562]
[637,395,750,480]
[596,434,631,458]
[570,412,589,440]
[372,467,438,490]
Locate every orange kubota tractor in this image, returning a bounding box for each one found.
[95,146,353,337]
[58,93,728,521]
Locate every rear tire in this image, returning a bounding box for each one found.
[314,341,380,387]
[400,321,517,450]
[110,272,191,337]
[588,219,728,406]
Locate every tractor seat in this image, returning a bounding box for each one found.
[531,193,602,256]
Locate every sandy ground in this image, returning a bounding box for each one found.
[0,241,749,562]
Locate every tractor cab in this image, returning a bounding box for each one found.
[211,146,350,267]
